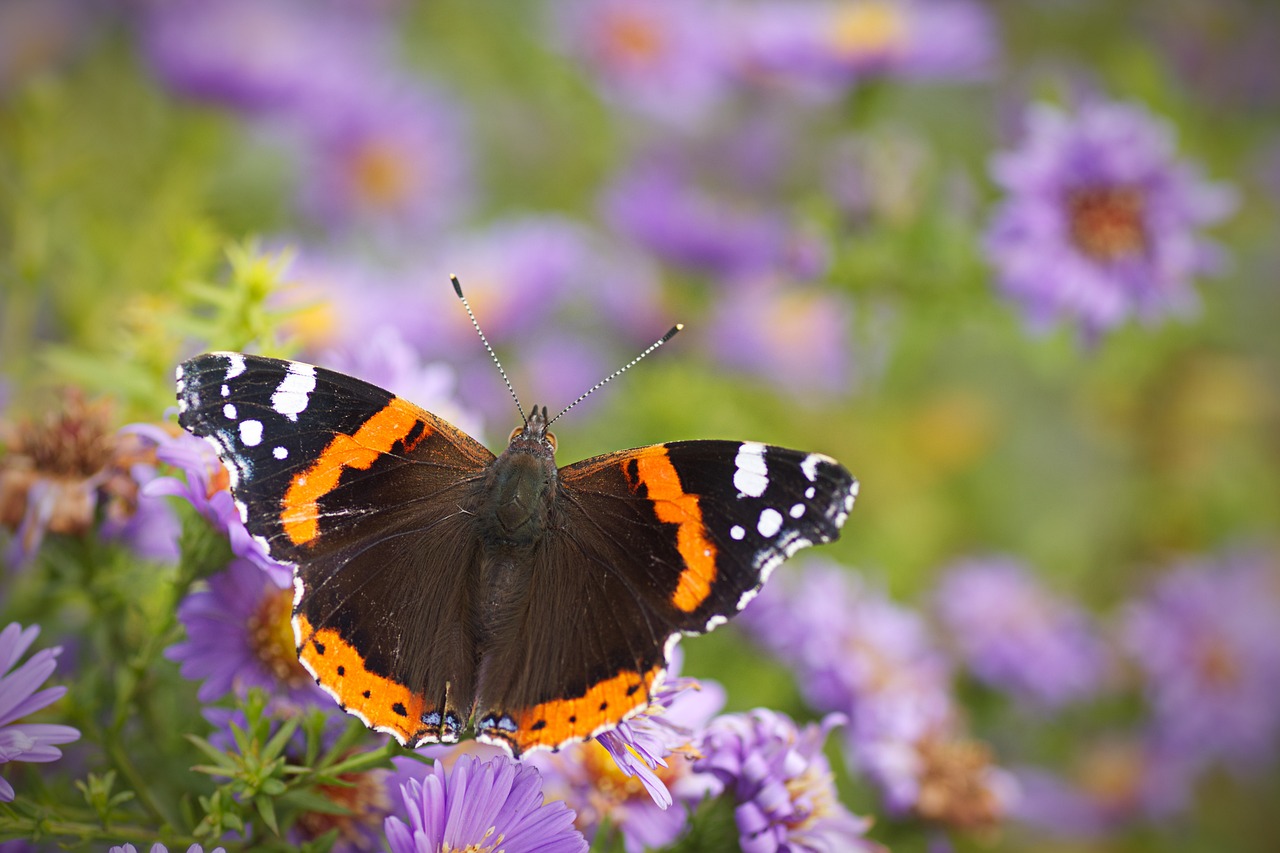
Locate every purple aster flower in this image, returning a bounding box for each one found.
[0,622,80,802]
[933,557,1112,710]
[739,0,997,92]
[695,709,882,853]
[383,753,587,853]
[134,425,290,587]
[1119,550,1280,774]
[526,652,725,852]
[705,280,857,398]
[739,561,1017,828]
[602,155,795,279]
[290,71,472,239]
[548,0,735,125]
[985,98,1238,339]
[109,846,226,853]
[141,0,385,115]
[1010,735,1199,838]
[165,558,326,708]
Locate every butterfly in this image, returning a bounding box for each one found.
[175,285,858,756]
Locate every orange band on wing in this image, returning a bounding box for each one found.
[510,665,661,753]
[630,450,717,612]
[281,398,427,545]
[294,613,427,744]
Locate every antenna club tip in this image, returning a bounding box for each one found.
[451,275,463,297]
[662,323,683,342]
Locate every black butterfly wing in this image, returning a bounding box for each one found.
[472,439,857,754]
[176,352,496,745]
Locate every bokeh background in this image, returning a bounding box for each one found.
[1,0,1278,851]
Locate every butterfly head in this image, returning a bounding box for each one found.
[507,404,557,455]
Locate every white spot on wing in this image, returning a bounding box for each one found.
[733,441,769,498]
[789,503,805,518]
[221,384,230,397]
[223,403,237,420]
[239,419,263,446]
[800,453,823,483]
[272,363,317,422]
[757,507,783,537]
[730,524,746,541]
[273,446,288,460]
[224,353,246,380]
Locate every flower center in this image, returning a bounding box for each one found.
[351,138,416,209]
[1067,186,1148,262]
[784,763,839,832]
[600,10,664,65]
[914,737,1003,830]
[829,1,909,59]
[584,740,657,801]
[294,768,392,847]
[444,825,503,853]
[247,587,311,688]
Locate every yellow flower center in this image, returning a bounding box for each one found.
[600,10,664,65]
[914,736,1004,830]
[1067,186,1148,262]
[351,138,416,209]
[829,1,910,59]
[247,586,311,689]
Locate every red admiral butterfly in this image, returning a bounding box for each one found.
[175,281,858,755]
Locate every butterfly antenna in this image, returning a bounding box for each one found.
[452,275,526,423]
[548,324,683,427]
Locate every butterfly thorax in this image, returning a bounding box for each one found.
[475,407,558,549]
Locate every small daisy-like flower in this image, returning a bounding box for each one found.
[985,98,1237,339]
[293,71,472,239]
[527,655,725,852]
[0,392,161,567]
[136,425,290,587]
[165,558,324,708]
[706,280,857,398]
[741,0,997,90]
[108,840,226,845]
[740,561,1017,828]
[1120,551,1280,773]
[695,709,882,853]
[383,753,587,853]
[550,0,733,125]
[0,622,81,802]
[934,557,1111,710]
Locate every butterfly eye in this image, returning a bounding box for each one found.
[508,426,523,443]
[546,431,557,451]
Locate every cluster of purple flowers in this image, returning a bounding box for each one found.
[0,623,80,803]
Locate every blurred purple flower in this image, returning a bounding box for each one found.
[166,558,326,708]
[740,561,1017,828]
[292,73,472,239]
[109,846,226,853]
[705,280,857,397]
[98,461,181,563]
[134,425,290,587]
[695,709,882,853]
[740,0,997,92]
[383,753,587,853]
[527,653,725,852]
[1120,551,1280,774]
[933,557,1112,710]
[0,623,81,803]
[1010,736,1199,838]
[549,0,735,125]
[985,98,1237,339]
[142,0,384,115]
[603,156,794,279]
